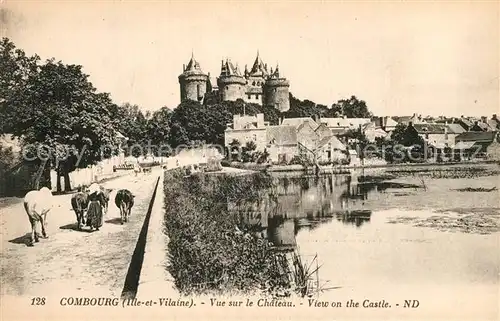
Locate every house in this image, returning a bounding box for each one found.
[362,122,389,143]
[412,123,459,149]
[266,125,298,164]
[296,120,321,152]
[470,117,496,132]
[456,116,474,131]
[313,135,348,164]
[372,116,398,133]
[487,114,500,131]
[281,117,317,128]
[454,131,500,160]
[319,117,371,135]
[225,114,350,164]
[224,114,269,152]
[292,118,348,164]
[393,113,427,126]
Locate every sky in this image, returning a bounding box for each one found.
[1,1,498,117]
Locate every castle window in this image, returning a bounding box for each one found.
[252,81,256,86]
[253,134,257,141]
[248,95,251,99]
[274,88,277,92]
[226,86,228,90]
[255,94,259,99]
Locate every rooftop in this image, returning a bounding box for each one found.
[266,125,298,146]
[455,131,498,142]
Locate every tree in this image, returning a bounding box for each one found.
[390,123,424,147]
[0,38,40,133]
[385,123,425,163]
[110,102,151,157]
[343,127,370,160]
[147,106,172,156]
[242,141,257,163]
[332,95,372,118]
[1,48,119,191]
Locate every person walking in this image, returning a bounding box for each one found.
[86,183,104,231]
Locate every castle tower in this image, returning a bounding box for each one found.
[178,53,209,103]
[264,63,290,112]
[217,58,246,102]
[244,51,268,104]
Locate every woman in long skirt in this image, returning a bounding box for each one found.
[86,185,103,231]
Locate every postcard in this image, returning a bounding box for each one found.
[1,1,499,320]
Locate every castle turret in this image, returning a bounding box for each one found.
[217,58,246,102]
[178,53,208,103]
[243,51,268,104]
[264,63,290,112]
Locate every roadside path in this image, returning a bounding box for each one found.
[0,169,161,297]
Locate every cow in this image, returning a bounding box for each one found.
[115,189,134,224]
[71,191,89,230]
[99,187,112,215]
[23,187,54,246]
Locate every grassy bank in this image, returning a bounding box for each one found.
[163,169,294,297]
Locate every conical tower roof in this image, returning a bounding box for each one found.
[249,50,268,76]
[181,51,206,76]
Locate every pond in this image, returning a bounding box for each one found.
[229,165,499,318]
[164,164,499,318]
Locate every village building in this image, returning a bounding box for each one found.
[393,113,427,126]
[469,117,496,132]
[282,117,348,164]
[454,131,500,160]
[372,116,399,133]
[455,116,475,131]
[487,114,500,131]
[362,122,389,143]
[224,114,348,164]
[318,117,372,135]
[412,123,460,149]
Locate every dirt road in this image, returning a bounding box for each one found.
[0,169,161,298]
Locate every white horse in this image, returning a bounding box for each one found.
[23,187,54,246]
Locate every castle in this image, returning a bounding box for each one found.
[178,52,290,112]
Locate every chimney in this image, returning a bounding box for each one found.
[493,114,498,120]
[183,64,186,72]
[481,116,487,123]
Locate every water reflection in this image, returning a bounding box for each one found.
[230,173,380,251]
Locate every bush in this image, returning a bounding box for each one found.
[288,155,312,167]
[163,170,292,297]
